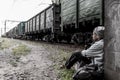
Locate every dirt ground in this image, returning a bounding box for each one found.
[0,38,82,80]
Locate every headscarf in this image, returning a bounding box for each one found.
[93,26,105,39]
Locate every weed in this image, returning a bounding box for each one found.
[59,69,74,80]
[12,44,31,56]
[51,50,74,80]
[0,39,11,49]
[9,60,18,67]
[10,44,31,67]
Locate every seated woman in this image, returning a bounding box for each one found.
[65,26,105,80]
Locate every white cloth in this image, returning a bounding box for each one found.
[81,39,104,67]
[93,26,105,38]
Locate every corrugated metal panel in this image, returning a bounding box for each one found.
[40,12,45,30]
[14,27,16,37]
[25,22,28,33]
[30,19,33,32]
[13,27,15,37]
[27,21,30,33]
[10,29,12,37]
[46,6,53,29]
[16,26,18,36]
[18,23,20,35]
[18,24,21,35]
[79,0,101,19]
[21,22,25,35]
[36,15,40,31]
[61,0,76,25]
[53,5,61,30]
[18,23,24,36]
[33,17,36,32]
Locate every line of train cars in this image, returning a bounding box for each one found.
[4,0,104,44]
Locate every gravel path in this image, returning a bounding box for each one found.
[0,39,59,80]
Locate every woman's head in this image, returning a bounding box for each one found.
[92,26,105,41]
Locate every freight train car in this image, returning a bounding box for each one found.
[5,27,15,38]
[17,22,25,39]
[25,3,60,41]
[13,27,18,38]
[4,0,104,45]
[5,29,12,38]
[5,22,25,39]
[60,0,104,44]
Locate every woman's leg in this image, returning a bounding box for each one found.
[65,51,91,69]
[65,52,83,69]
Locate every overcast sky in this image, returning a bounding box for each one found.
[0,0,52,36]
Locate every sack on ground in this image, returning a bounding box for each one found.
[73,67,92,80]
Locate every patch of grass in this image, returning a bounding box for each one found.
[10,43,31,67]
[59,50,69,61]
[53,63,74,80]
[0,39,11,49]
[59,69,74,80]
[12,44,31,56]
[41,43,77,80]
[51,50,74,80]
[0,38,18,50]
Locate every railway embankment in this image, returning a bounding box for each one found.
[0,38,83,80]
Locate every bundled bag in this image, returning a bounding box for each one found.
[73,65,104,80]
